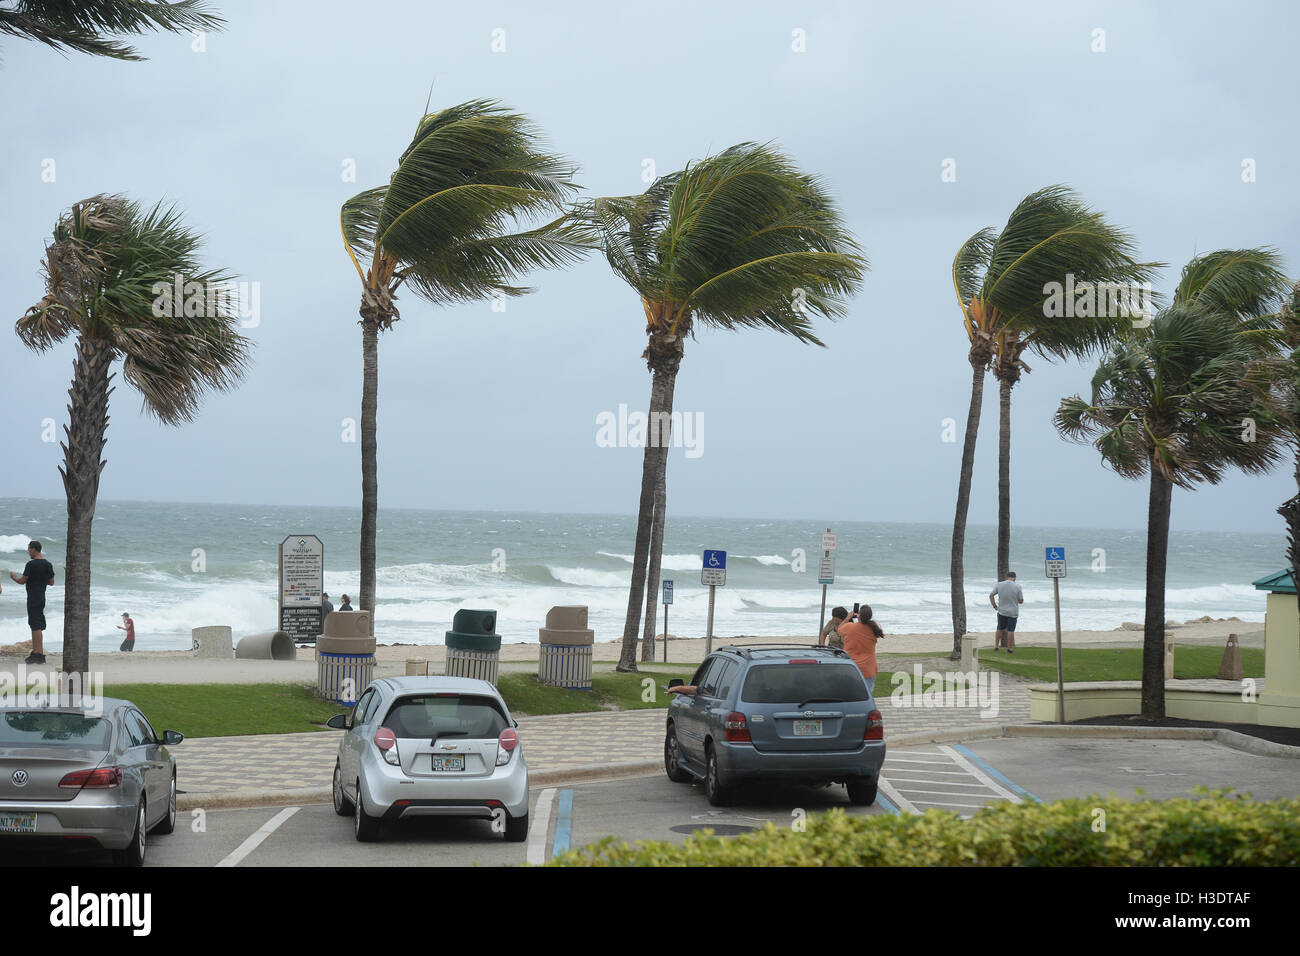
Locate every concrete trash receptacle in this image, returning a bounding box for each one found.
[317,611,376,705]
[235,631,296,660]
[444,609,501,685]
[539,605,594,690]
[192,625,234,660]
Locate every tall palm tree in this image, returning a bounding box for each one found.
[15,194,252,680]
[340,99,587,627]
[0,0,223,60]
[1056,249,1289,718]
[948,186,1158,659]
[572,143,868,671]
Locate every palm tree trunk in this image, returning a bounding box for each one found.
[617,375,664,671]
[60,336,113,680]
[949,360,985,659]
[1142,465,1173,719]
[997,376,1012,581]
[359,314,379,634]
[641,437,669,661]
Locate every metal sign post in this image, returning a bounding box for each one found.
[662,580,673,663]
[817,528,836,642]
[1045,547,1067,723]
[702,551,726,654]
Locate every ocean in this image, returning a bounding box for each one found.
[0,498,1283,652]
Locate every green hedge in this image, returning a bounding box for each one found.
[548,791,1300,866]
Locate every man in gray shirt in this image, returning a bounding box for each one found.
[989,572,1024,653]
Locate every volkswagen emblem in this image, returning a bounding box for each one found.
[11,770,28,787]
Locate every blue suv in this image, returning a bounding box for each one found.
[664,645,885,807]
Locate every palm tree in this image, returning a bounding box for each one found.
[340,99,588,628]
[572,143,868,671]
[0,0,223,60]
[15,194,252,680]
[948,186,1158,659]
[1055,249,1289,718]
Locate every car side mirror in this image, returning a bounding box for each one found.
[668,678,684,688]
[161,730,184,746]
[326,713,351,730]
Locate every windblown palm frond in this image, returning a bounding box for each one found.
[1173,248,1290,325]
[0,0,224,60]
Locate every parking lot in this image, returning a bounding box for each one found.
[4,734,1296,867]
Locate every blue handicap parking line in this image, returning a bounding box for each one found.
[951,744,1040,802]
[551,788,574,856]
[875,792,900,815]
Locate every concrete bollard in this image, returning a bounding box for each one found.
[235,631,296,660]
[1164,633,1176,681]
[192,625,234,660]
[1218,632,1244,680]
[317,611,375,705]
[960,635,979,672]
[539,606,595,690]
[405,659,427,677]
[445,610,501,686]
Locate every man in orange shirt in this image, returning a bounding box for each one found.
[836,603,884,695]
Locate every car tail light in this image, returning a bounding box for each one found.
[723,712,751,743]
[59,767,123,789]
[788,659,817,664]
[496,728,519,766]
[865,709,884,741]
[374,727,400,765]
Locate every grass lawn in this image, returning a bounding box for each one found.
[972,645,1265,683]
[102,683,342,738]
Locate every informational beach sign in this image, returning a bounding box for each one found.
[822,532,837,552]
[702,550,727,587]
[818,556,835,585]
[663,580,674,605]
[279,534,324,643]
[1045,546,1066,578]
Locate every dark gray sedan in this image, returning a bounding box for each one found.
[0,696,183,866]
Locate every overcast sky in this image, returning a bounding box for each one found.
[1,0,1296,533]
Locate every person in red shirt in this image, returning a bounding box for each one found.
[117,612,136,652]
[836,603,884,694]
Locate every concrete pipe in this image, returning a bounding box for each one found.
[235,630,297,661]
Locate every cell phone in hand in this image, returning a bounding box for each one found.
[853,602,860,614]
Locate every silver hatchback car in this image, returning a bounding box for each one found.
[0,695,183,866]
[664,645,885,806]
[328,677,529,842]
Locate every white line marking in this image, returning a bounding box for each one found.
[881,768,978,776]
[895,787,1002,798]
[886,778,994,788]
[887,757,958,765]
[215,807,300,868]
[526,788,557,865]
[909,800,991,809]
[938,745,1023,804]
[877,777,919,814]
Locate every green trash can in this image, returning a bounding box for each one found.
[444,609,502,685]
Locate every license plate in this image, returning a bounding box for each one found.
[793,720,823,736]
[429,755,465,772]
[0,813,37,834]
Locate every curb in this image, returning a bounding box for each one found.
[178,787,331,811]
[998,723,1300,760]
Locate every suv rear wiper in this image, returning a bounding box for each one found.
[796,697,844,709]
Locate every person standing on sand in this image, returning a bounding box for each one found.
[117,612,135,651]
[989,571,1024,652]
[322,592,334,626]
[838,603,884,695]
[9,541,55,665]
[339,594,353,611]
[819,606,848,648]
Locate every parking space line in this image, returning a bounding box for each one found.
[887,757,958,765]
[215,807,300,868]
[551,789,573,857]
[526,788,557,865]
[938,745,1022,804]
[951,744,1041,801]
[886,777,992,788]
[894,788,998,798]
[875,793,901,815]
[882,768,973,776]
[877,776,919,814]
[910,800,989,809]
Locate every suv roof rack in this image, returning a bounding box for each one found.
[715,643,848,659]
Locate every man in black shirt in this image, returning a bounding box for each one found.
[9,541,55,665]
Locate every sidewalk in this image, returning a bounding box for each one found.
[174,680,1035,808]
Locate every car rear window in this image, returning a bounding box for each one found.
[0,712,112,749]
[740,663,869,704]
[382,695,508,740]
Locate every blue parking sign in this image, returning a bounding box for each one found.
[703,550,727,569]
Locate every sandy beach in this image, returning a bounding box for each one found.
[0,618,1260,685]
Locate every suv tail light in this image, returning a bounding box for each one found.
[865,709,884,741]
[788,659,817,664]
[60,767,123,789]
[496,727,519,766]
[723,712,751,743]
[374,727,400,765]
